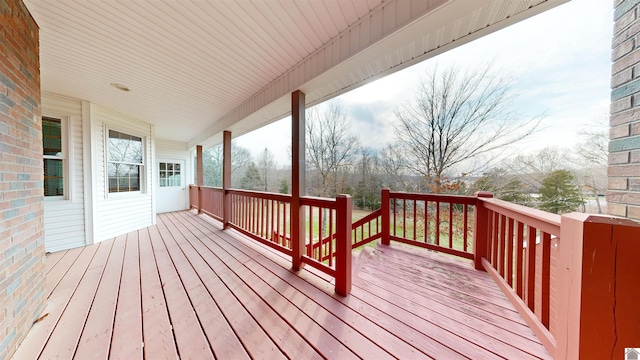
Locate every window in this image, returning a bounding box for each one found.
[43,117,65,197]
[108,129,143,193]
[159,162,181,187]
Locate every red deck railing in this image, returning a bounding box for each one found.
[474,197,560,355]
[189,185,640,358]
[381,189,476,259]
[189,185,352,295]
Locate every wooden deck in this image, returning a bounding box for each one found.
[14,210,551,359]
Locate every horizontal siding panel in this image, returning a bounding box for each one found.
[42,93,86,252]
[94,103,154,241]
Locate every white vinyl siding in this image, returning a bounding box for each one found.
[42,93,85,252]
[94,105,154,241]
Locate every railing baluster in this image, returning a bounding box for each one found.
[308,206,313,257]
[541,232,551,328]
[463,204,468,252]
[329,208,334,266]
[413,199,417,240]
[527,226,536,311]
[435,202,440,246]
[516,221,524,297]
[448,202,453,249]
[492,211,499,266]
[393,198,397,237]
[403,199,407,239]
[499,215,506,277]
[424,201,429,243]
[507,217,514,286]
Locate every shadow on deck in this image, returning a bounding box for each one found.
[14,210,550,359]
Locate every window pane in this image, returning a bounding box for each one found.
[108,130,142,164]
[108,163,140,192]
[44,159,64,196]
[160,162,166,170]
[43,117,62,156]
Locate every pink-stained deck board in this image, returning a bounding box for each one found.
[15,210,551,359]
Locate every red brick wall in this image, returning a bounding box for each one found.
[0,0,45,358]
[609,0,640,220]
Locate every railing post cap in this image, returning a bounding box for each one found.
[475,191,493,198]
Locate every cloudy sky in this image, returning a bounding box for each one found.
[235,0,613,167]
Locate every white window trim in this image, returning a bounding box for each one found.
[104,124,147,198]
[43,115,73,202]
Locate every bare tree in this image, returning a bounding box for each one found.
[378,143,409,190]
[306,100,359,197]
[510,147,571,191]
[575,124,608,213]
[257,147,276,191]
[202,141,253,188]
[394,63,541,192]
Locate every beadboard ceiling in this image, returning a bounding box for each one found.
[23,0,566,147]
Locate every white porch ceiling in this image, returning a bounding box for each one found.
[23,0,566,148]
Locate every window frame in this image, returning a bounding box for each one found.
[105,126,146,196]
[42,115,70,201]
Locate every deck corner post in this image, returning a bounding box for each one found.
[222,130,232,229]
[335,194,353,296]
[196,145,204,213]
[473,191,492,270]
[381,188,390,245]
[291,90,306,271]
[556,213,640,360]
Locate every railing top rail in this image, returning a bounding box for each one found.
[192,184,224,191]
[300,195,337,209]
[352,208,381,228]
[226,188,292,202]
[388,191,477,205]
[480,197,561,236]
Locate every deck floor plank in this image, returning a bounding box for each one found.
[161,214,324,360]
[369,246,521,311]
[44,245,85,298]
[44,250,66,274]
[148,224,215,359]
[178,211,458,359]
[74,235,127,359]
[138,227,179,359]
[17,210,552,360]
[167,212,388,360]
[153,217,249,359]
[12,243,100,359]
[38,240,114,359]
[156,217,284,359]
[110,231,144,359]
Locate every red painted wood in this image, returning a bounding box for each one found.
[482,258,555,356]
[291,90,306,270]
[44,246,84,298]
[516,221,525,297]
[164,214,282,359]
[463,204,468,252]
[222,130,231,228]
[110,231,144,359]
[507,217,514,287]
[335,195,352,296]
[389,191,476,204]
[473,192,493,270]
[448,203,453,248]
[150,221,215,359]
[435,201,440,246]
[540,232,551,328]
[499,215,506,277]
[390,236,474,260]
[74,235,126,359]
[526,226,536,311]
[137,227,178,358]
[480,198,560,237]
[39,241,113,360]
[492,212,499,266]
